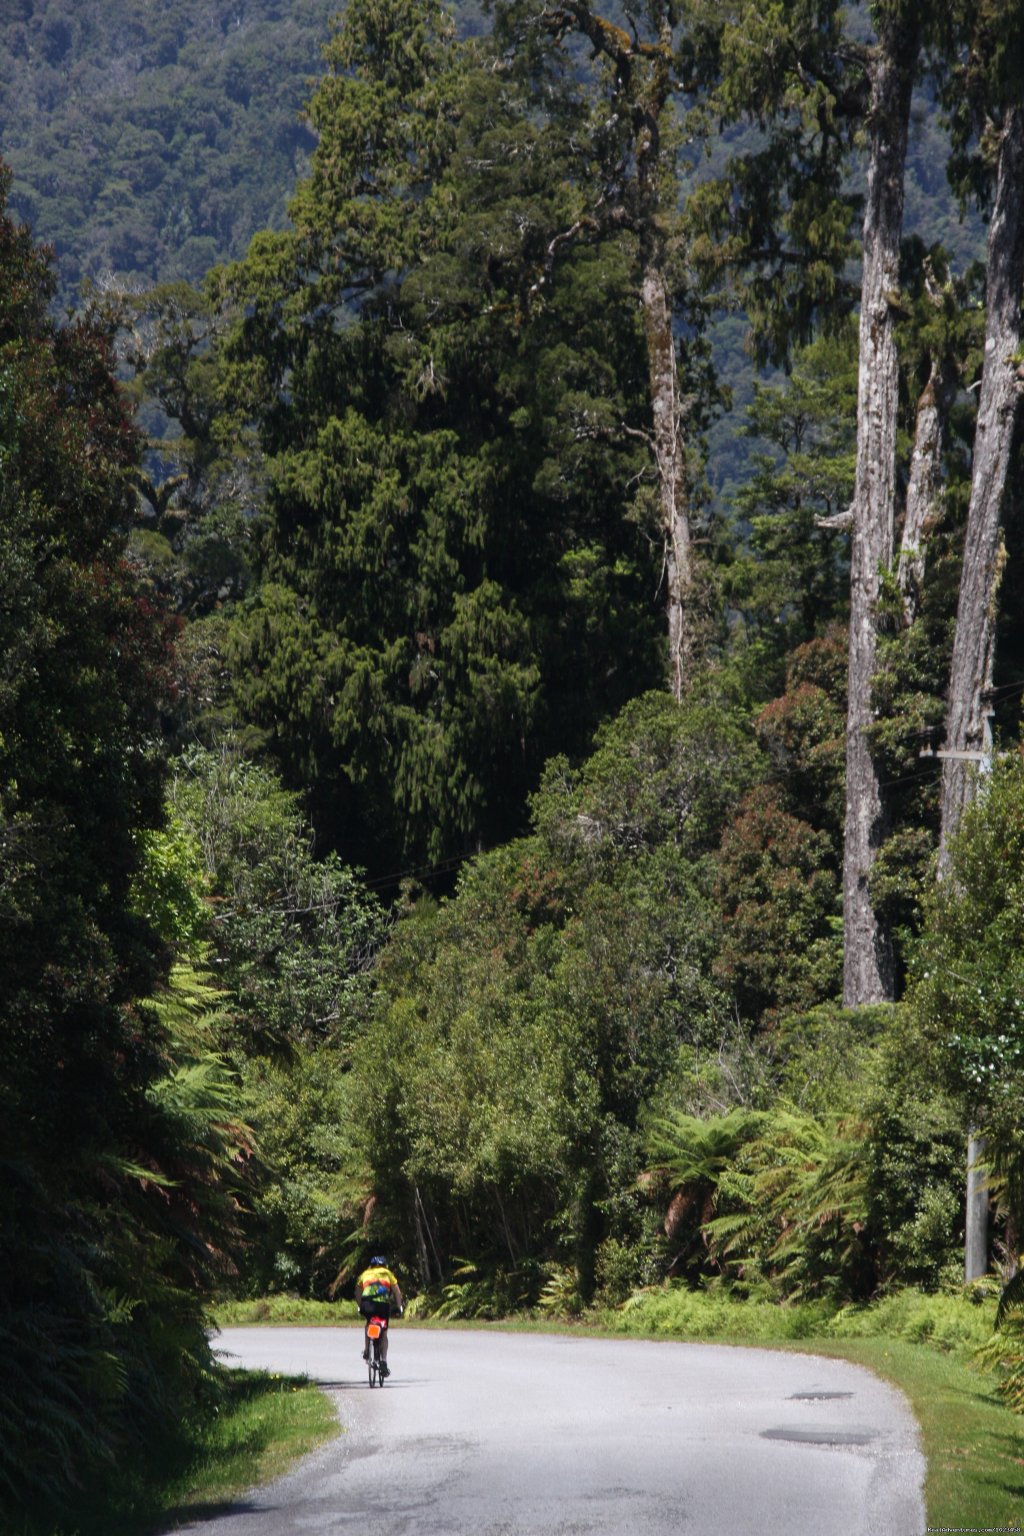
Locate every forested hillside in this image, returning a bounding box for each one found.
[0,0,331,302]
[4,0,1024,1529]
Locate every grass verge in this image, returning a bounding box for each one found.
[29,1367,341,1536]
[212,1295,358,1326]
[156,1366,341,1530]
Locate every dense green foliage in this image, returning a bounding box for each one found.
[155,746,385,1295]
[359,693,756,1306]
[0,168,251,1526]
[911,760,1024,1122]
[212,0,666,876]
[0,0,331,305]
[7,0,1024,1525]
[909,758,1024,1305]
[167,746,383,1051]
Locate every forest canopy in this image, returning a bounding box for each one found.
[3,0,1024,1525]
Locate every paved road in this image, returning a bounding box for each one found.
[180,1326,925,1536]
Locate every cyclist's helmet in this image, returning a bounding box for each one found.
[370,1255,388,1267]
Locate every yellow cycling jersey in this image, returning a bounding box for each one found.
[356,1265,399,1305]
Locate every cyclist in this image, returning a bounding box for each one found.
[355,1255,404,1377]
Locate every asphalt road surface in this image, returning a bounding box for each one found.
[181,1326,926,1536]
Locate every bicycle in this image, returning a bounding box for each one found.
[366,1314,388,1387]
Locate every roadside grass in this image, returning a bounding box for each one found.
[21,1367,340,1536]
[212,1295,358,1326]
[155,1367,340,1529]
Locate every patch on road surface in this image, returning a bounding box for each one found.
[789,1391,854,1401]
[762,1425,878,1446]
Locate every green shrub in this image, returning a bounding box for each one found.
[594,1239,645,1306]
[414,1260,546,1320]
[539,1265,586,1317]
[211,1296,358,1327]
[596,1283,999,1356]
[826,1290,996,1355]
[600,1284,835,1341]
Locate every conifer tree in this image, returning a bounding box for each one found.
[213,0,664,880]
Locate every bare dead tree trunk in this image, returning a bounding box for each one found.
[842,16,919,1007]
[938,105,1024,871]
[641,251,693,702]
[897,356,956,624]
[632,21,693,700]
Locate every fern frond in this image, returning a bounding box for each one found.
[997,1268,1024,1329]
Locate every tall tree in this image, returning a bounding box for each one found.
[687,0,929,1003]
[213,0,664,881]
[938,0,1024,866]
[495,0,725,697]
[895,252,963,625]
[114,278,260,618]
[928,0,1024,1282]
[842,2,922,1006]
[722,326,857,694]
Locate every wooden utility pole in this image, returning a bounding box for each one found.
[965,1133,990,1283]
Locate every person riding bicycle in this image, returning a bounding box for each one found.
[355,1256,403,1377]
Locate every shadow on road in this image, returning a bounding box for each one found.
[319,1378,418,1390]
[161,1498,273,1530]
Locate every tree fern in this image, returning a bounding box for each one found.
[646,1108,767,1188]
[647,1104,872,1296]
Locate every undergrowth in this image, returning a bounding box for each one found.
[593,1282,998,1354]
[212,1295,359,1326]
